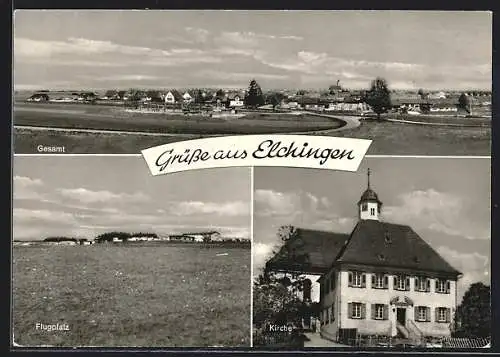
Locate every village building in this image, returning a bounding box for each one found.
[265,169,461,343]
[164,90,184,104]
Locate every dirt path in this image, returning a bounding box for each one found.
[303,332,349,348]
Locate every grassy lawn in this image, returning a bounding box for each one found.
[14,120,491,155]
[12,103,491,155]
[14,104,342,135]
[333,119,491,155]
[12,245,251,347]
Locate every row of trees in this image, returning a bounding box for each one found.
[364,78,473,118]
[95,231,158,243]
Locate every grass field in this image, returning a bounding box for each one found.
[14,119,491,155]
[12,245,251,347]
[14,103,342,135]
[12,102,491,155]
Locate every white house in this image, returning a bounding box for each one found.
[182,91,193,102]
[228,93,244,108]
[164,90,183,104]
[266,169,461,343]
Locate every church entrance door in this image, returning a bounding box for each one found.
[396,308,406,326]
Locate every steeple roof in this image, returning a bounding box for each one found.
[358,168,382,205]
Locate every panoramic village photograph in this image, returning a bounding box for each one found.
[13,10,491,155]
[12,157,251,347]
[252,158,491,348]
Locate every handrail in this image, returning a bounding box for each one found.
[408,319,424,338]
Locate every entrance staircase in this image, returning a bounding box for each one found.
[396,320,424,346]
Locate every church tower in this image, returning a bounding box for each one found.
[358,168,382,221]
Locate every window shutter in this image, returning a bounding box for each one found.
[426,307,431,322]
[393,276,397,288]
[435,308,439,322]
[383,305,389,320]
[405,277,411,291]
[414,306,418,321]
[446,308,451,323]
[434,279,437,292]
[348,272,353,287]
[384,275,389,289]
[371,304,376,320]
[370,274,373,288]
[362,273,366,288]
[426,278,431,292]
[446,281,451,294]
[361,304,366,319]
[348,303,353,318]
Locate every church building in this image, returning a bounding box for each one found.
[265,169,461,343]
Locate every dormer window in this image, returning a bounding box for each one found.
[361,203,368,211]
[370,208,376,215]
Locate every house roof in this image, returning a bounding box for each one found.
[166,89,183,101]
[335,220,461,276]
[266,228,350,273]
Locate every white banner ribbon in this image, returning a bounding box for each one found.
[141,135,372,175]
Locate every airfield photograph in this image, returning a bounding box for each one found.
[12,157,251,347]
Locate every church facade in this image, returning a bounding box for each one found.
[265,169,461,342]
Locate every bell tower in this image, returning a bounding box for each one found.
[358,168,383,221]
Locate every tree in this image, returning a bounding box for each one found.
[194,89,205,104]
[253,270,307,347]
[267,92,285,110]
[458,93,471,114]
[417,88,428,99]
[363,77,392,119]
[244,79,265,108]
[454,282,490,338]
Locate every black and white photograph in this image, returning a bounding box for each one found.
[13,10,491,155]
[252,158,490,348]
[12,157,251,347]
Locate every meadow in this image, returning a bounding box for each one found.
[14,119,491,155]
[14,103,342,135]
[12,244,251,347]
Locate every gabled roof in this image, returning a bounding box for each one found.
[166,89,183,101]
[266,228,350,274]
[335,220,461,276]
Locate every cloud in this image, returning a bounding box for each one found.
[436,246,490,301]
[384,189,489,240]
[14,176,43,187]
[91,74,159,81]
[13,208,77,224]
[195,69,289,82]
[15,37,222,67]
[254,189,300,216]
[56,188,150,204]
[185,27,210,42]
[253,242,279,275]
[13,175,45,200]
[170,200,250,217]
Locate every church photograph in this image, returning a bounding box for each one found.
[252,158,490,348]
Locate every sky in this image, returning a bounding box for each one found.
[13,157,251,240]
[253,158,491,302]
[13,10,492,91]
